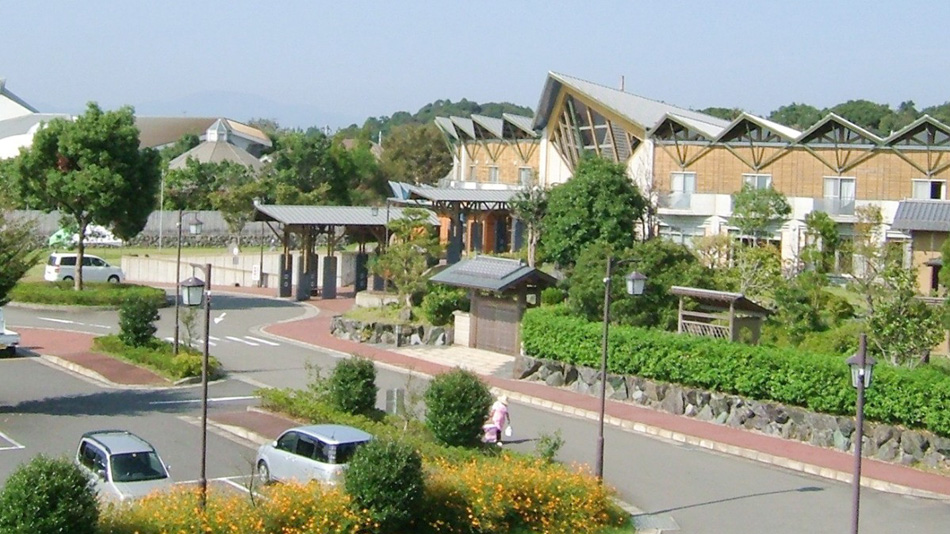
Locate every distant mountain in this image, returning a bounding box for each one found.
[338,98,535,140]
[133,91,361,131]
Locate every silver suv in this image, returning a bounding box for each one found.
[45,253,124,283]
[76,430,172,501]
[255,424,372,485]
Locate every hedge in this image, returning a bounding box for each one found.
[10,282,167,308]
[521,306,950,437]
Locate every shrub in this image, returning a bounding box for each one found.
[420,285,470,325]
[93,335,220,380]
[521,305,950,437]
[0,455,98,534]
[344,438,424,532]
[10,281,166,307]
[119,295,160,347]
[541,286,567,306]
[424,369,493,447]
[535,429,565,463]
[329,356,378,416]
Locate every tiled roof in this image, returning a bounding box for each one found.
[167,141,263,171]
[430,255,556,292]
[253,205,439,227]
[891,200,950,231]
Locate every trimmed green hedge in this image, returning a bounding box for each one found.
[522,306,950,437]
[11,282,167,308]
[92,335,221,380]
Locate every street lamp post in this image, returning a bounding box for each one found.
[595,256,647,481]
[173,211,203,355]
[180,266,212,509]
[846,333,875,534]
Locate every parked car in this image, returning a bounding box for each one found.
[75,430,173,502]
[255,424,372,485]
[48,224,123,248]
[44,252,124,283]
[0,307,19,357]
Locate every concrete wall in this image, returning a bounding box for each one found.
[121,251,358,291]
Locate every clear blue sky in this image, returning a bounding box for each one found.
[3,1,948,129]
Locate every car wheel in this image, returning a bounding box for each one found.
[63,276,74,282]
[107,275,120,283]
[1,346,15,357]
[257,460,271,484]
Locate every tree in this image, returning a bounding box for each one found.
[768,103,823,130]
[11,103,160,290]
[163,157,219,210]
[848,204,891,315]
[208,162,265,238]
[509,183,547,267]
[867,263,943,366]
[542,156,647,268]
[159,133,200,164]
[803,211,839,273]
[0,213,43,305]
[379,123,451,185]
[699,107,744,121]
[567,239,712,330]
[730,183,791,245]
[263,131,351,205]
[725,243,783,304]
[371,208,441,309]
[829,100,894,135]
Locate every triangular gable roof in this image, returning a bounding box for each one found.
[434,116,459,140]
[502,113,538,137]
[449,116,476,139]
[470,115,504,139]
[167,140,263,171]
[532,71,729,133]
[714,112,801,144]
[797,113,882,146]
[430,255,556,293]
[884,114,950,148]
[650,112,726,141]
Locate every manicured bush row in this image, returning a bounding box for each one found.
[522,306,950,437]
[93,335,221,380]
[10,281,167,308]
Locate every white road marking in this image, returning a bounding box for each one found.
[149,395,258,406]
[38,317,77,324]
[209,335,222,341]
[244,336,279,347]
[219,477,251,494]
[226,336,259,346]
[36,317,110,329]
[0,430,25,450]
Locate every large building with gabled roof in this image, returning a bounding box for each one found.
[432,71,950,292]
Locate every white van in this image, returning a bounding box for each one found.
[44,253,125,283]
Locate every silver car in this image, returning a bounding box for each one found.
[76,430,172,501]
[255,424,372,485]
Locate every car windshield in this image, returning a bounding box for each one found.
[110,452,167,482]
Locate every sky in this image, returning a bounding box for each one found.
[3,1,949,130]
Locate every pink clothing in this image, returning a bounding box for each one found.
[489,400,509,428]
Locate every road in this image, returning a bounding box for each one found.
[3,294,950,533]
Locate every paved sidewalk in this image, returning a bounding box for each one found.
[13,283,950,501]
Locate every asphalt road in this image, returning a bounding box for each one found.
[3,295,950,532]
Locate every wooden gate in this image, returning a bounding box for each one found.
[472,295,521,355]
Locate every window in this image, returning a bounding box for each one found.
[296,436,316,459]
[276,432,298,452]
[468,165,476,181]
[671,172,696,193]
[518,167,533,186]
[912,179,945,200]
[742,173,772,189]
[489,166,499,183]
[823,176,856,215]
[79,442,106,472]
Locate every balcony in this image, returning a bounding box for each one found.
[658,191,693,210]
[813,197,855,216]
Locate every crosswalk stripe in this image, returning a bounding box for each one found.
[244,336,279,346]
[226,336,259,346]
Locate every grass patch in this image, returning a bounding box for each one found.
[10,281,167,308]
[92,335,221,380]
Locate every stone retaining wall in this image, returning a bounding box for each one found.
[331,316,450,347]
[520,356,950,469]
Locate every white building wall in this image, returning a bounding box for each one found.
[0,95,33,121]
[538,136,572,187]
